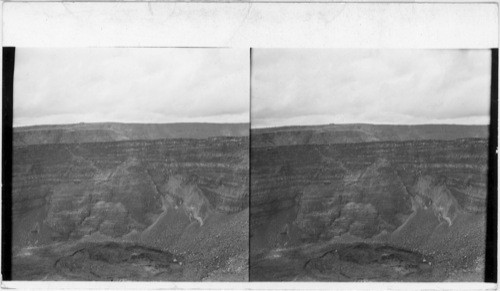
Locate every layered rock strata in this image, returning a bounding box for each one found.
[14,123,249,146]
[12,131,249,281]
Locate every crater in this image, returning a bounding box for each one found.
[250,243,435,281]
[305,243,433,281]
[54,242,183,281]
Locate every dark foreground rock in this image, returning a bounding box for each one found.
[251,242,436,282]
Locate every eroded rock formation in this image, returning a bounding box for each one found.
[12,124,249,281]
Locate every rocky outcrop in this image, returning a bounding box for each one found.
[14,123,249,146]
[251,138,487,252]
[250,122,489,282]
[13,137,248,247]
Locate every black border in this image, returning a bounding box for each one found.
[2,47,15,281]
[248,47,253,281]
[485,48,498,283]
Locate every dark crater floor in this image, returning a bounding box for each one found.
[14,241,184,281]
[304,243,432,281]
[251,243,435,281]
[54,242,183,281]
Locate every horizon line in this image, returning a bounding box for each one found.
[251,122,490,130]
[14,121,251,129]
[13,121,490,130]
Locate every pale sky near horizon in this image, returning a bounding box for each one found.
[14,48,249,127]
[252,49,492,128]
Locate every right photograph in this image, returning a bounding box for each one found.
[249,49,492,281]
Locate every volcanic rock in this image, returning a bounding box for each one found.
[12,124,249,281]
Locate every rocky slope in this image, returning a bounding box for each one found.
[14,122,249,146]
[12,124,249,281]
[250,124,489,281]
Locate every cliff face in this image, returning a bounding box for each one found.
[14,123,249,146]
[252,124,488,147]
[12,126,249,281]
[250,125,489,281]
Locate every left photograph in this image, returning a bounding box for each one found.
[8,48,250,281]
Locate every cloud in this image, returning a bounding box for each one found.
[251,49,491,128]
[14,48,249,126]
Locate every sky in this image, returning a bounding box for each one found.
[252,49,492,128]
[14,48,249,127]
